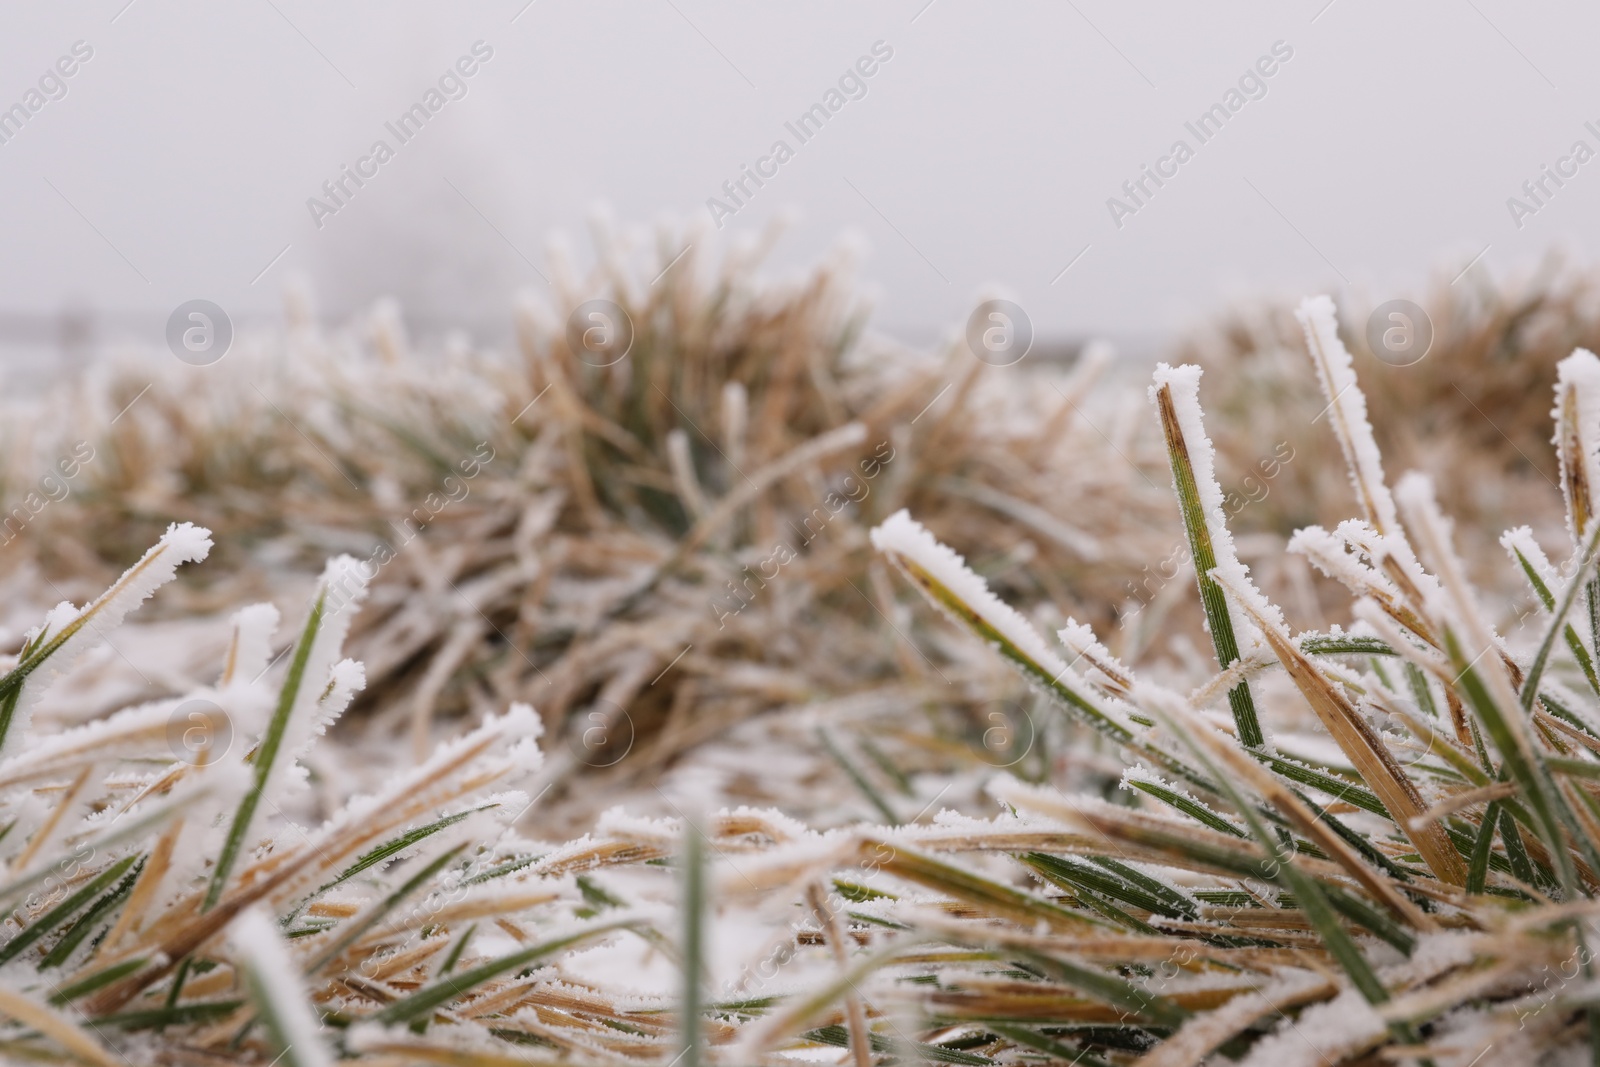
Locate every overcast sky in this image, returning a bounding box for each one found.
[1,0,1595,351]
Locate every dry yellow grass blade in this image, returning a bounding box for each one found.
[806,881,872,1067]
[10,765,93,873]
[1213,572,1468,887]
[0,985,121,1067]
[1557,378,1594,543]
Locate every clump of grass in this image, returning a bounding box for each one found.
[1175,253,1600,597]
[844,293,1600,1064]
[0,521,682,1064]
[3,286,1600,1065]
[0,224,1176,824]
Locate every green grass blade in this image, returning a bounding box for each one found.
[0,854,140,967]
[1089,857,1202,919]
[877,845,1103,933]
[438,923,475,975]
[1451,640,1596,896]
[40,858,144,969]
[817,728,899,824]
[1498,804,1544,891]
[1521,519,1600,714]
[1154,383,1262,748]
[96,1000,243,1031]
[1141,697,1398,1013]
[370,918,640,1026]
[1014,948,1189,1029]
[205,589,327,910]
[48,957,146,1005]
[1124,778,1245,837]
[802,1024,993,1065]
[1404,662,1439,719]
[1513,544,1600,699]
[1466,801,1501,895]
[286,805,490,925]
[1254,753,1388,818]
[1300,635,1396,656]
[1022,854,1196,920]
[305,843,467,976]
[1320,882,1415,955]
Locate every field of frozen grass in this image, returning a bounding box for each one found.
[5,233,1600,1064]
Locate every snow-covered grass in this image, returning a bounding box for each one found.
[0,224,1181,828]
[868,298,1600,1064]
[5,227,1600,1063]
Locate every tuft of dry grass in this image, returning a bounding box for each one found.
[7,230,1600,1063]
[1176,253,1600,596]
[0,226,1176,827]
[858,294,1600,1065]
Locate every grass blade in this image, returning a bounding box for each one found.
[681,818,706,1067]
[1214,572,1466,886]
[370,918,640,1026]
[1152,375,1263,748]
[0,854,140,967]
[228,906,335,1067]
[0,985,121,1067]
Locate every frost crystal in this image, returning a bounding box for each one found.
[871,509,1074,682]
[1295,296,1399,536]
[1149,362,1283,646]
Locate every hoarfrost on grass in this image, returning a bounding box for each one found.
[1553,347,1600,544]
[1295,295,1400,535]
[0,522,211,760]
[1149,362,1284,650]
[227,905,336,1067]
[870,509,1075,684]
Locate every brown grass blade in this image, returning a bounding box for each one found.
[1213,573,1468,887]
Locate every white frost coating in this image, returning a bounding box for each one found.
[0,698,178,778]
[1501,525,1560,599]
[269,659,366,809]
[323,703,543,837]
[227,906,335,1067]
[1150,968,1331,1067]
[1118,765,1246,834]
[2,523,212,761]
[1057,618,1132,695]
[262,557,369,805]
[1149,363,1283,648]
[1291,520,1446,625]
[256,706,544,918]
[988,775,1098,826]
[32,603,80,646]
[312,659,366,735]
[1393,474,1532,746]
[222,603,280,686]
[1295,296,1400,536]
[1553,348,1600,543]
[148,755,255,915]
[1237,985,1385,1067]
[871,509,1075,682]
[1394,474,1480,633]
[716,805,810,844]
[1544,677,1600,736]
[1287,525,1387,594]
[332,797,521,932]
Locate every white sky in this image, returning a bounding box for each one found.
[0,0,1594,349]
